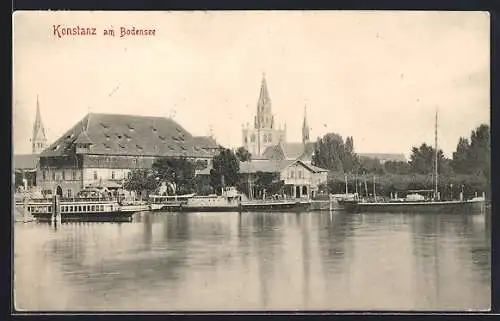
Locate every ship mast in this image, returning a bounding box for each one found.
[434,109,439,200]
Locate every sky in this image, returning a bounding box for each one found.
[13,11,490,158]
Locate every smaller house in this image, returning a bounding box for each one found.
[239,159,328,199]
[13,154,40,191]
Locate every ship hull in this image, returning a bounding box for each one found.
[31,211,136,223]
[181,206,241,212]
[241,201,311,212]
[340,200,486,214]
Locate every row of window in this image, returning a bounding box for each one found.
[244,133,274,143]
[42,170,79,181]
[60,204,107,213]
[41,170,129,182]
[289,170,303,179]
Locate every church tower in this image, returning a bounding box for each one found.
[302,105,310,145]
[32,95,47,154]
[254,74,274,130]
[242,74,286,156]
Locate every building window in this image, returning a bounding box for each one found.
[72,170,76,180]
[298,171,302,179]
[111,171,115,180]
[62,171,66,180]
[244,136,248,143]
[132,159,137,166]
[251,134,255,142]
[94,171,98,180]
[291,171,295,178]
[127,172,132,179]
[42,171,46,180]
[52,172,55,180]
[67,189,72,198]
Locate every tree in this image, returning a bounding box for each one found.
[122,169,158,197]
[235,146,252,162]
[210,148,240,194]
[452,123,490,181]
[469,124,490,178]
[358,157,385,175]
[409,143,447,175]
[384,161,411,175]
[312,133,345,172]
[253,171,283,197]
[451,137,471,173]
[151,157,196,194]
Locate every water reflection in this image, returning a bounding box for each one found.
[14,211,490,311]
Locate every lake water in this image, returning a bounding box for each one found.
[14,211,491,311]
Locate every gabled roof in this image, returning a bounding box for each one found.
[14,154,39,169]
[262,142,315,161]
[40,113,219,158]
[303,163,329,173]
[239,159,312,174]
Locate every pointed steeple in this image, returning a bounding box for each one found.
[302,105,310,145]
[255,73,273,129]
[32,95,48,154]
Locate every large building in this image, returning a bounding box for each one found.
[242,75,287,157]
[36,113,219,197]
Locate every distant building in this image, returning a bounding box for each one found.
[31,96,48,154]
[13,96,47,191]
[260,106,315,163]
[358,153,407,164]
[36,113,220,197]
[242,75,287,157]
[239,159,328,199]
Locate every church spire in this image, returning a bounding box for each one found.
[32,95,47,154]
[302,105,310,145]
[255,73,273,129]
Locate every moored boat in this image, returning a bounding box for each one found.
[26,198,138,222]
[241,198,311,212]
[339,196,486,214]
[148,193,195,212]
[181,187,242,212]
[339,110,487,214]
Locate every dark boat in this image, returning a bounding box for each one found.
[339,196,486,214]
[240,198,311,212]
[339,110,487,214]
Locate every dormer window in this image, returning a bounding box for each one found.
[100,122,109,129]
[127,124,135,131]
[151,126,157,132]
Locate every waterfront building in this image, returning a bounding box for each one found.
[239,159,328,199]
[242,75,287,157]
[36,113,220,197]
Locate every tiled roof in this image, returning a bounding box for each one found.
[239,159,311,174]
[358,153,407,162]
[192,136,219,149]
[40,113,219,158]
[14,154,39,169]
[303,163,329,173]
[262,142,315,161]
